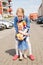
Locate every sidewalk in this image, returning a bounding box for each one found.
[0,23,43,65]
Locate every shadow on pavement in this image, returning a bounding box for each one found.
[5,49,16,56]
[40,25,43,27]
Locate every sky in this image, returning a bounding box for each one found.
[11,0,42,15]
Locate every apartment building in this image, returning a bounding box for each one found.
[0,0,12,16]
[0,0,3,14]
[38,4,42,16]
[38,0,43,16]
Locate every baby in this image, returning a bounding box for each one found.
[16,20,29,60]
[16,20,29,41]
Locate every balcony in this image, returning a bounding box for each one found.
[2,0,8,2]
[7,8,12,12]
[7,3,11,7]
[3,6,8,11]
[2,1,8,7]
[8,0,12,2]
[3,8,8,14]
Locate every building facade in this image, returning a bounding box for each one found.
[38,4,42,16]
[0,1,3,14]
[0,0,12,16]
[38,0,43,16]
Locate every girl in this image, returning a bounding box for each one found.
[13,8,35,61]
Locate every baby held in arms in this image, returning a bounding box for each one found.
[16,20,29,41]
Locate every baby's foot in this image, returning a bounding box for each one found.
[19,56,23,61]
[24,54,27,59]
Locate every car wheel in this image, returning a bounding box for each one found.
[42,21,43,24]
[37,21,39,24]
[37,21,41,24]
[4,25,7,29]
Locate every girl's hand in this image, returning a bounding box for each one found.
[25,33,29,36]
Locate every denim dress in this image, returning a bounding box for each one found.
[18,38,28,51]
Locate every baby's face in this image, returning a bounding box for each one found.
[18,22,23,30]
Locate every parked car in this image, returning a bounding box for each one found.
[0,20,13,29]
[9,20,14,26]
[0,24,6,31]
[0,14,2,20]
[36,16,43,24]
[9,17,14,25]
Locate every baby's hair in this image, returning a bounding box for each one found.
[16,8,24,15]
[17,20,23,25]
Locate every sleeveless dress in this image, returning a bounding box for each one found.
[18,38,28,51]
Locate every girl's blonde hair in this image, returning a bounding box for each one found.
[16,8,24,15]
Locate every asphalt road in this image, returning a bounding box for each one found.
[0,22,43,65]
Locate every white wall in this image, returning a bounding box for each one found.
[38,2,43,16]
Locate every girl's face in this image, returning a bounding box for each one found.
[17,9,24,21]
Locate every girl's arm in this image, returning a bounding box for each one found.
[14,17,18,32]
[18,30,25,35]
[26,17,30,30]
[18,30,29,36]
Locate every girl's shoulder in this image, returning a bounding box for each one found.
[14,16,18,19]
[23,16,30,20]
[14,16,18,22]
